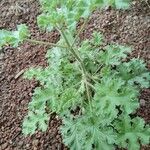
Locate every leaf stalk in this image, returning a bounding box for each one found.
[26,39,67,49]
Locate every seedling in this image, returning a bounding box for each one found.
[0,0,149,150]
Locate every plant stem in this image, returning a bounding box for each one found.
[86,81,96,90]
[26,39,67,49]
[59,29,87,75]
[58,27,93,109]
[93,64,103,75]
[83,76,92,112]
[71,17,89,48]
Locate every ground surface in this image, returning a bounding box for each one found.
[0,0,150,150]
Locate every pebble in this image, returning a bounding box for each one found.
[140,99,146,106]
[32,139,39,146]
[1,143,8,149]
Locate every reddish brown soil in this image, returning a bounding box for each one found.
[0,0,150,150]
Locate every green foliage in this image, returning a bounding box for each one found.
[94,77,139,117]
[23,32,150,149]
[23,110,48,135]
[91,31,104,46]
[99,44,131,66]
[0,24,30,49]
[37,0,131,32]
[61,112,116,150]
[114,115,150,150]
[103,0,131,9]
[1,0,149,150]
[117,58,150,88]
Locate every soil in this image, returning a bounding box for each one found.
[0,0,150,150]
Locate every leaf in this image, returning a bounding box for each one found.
[58,87,82,113]
[37,14,54,31]
[0,30,11,49]
[102,0,131,9]
[22,110,49,135]
[46,46,62,67]
[99,44,131,66]
[115,0,131,9]
[94,76,139,119]
[91,31,104,46]
[28,87,55,111]
[0,24,30,48]
[61,110,116,150]
[16,24,30,41]
[117,58,150,88]
[114,115,150,150]
[61,115,85,150]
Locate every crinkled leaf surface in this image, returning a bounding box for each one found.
[22,110,48,135]
[94,76,139,119]
[61,111,116,150]
[99,44,131,66]
[117,58,150,88]
[114,116,150,150]
[0,24,30,48]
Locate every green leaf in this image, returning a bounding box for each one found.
[0,30,11,48]
[99,44,132,66]
[28,87,55,111]
[61,111,116,150]
[61,115,85,150]
[22,110,49,135]
[37,14,54,31]
[16,24,30,41]
[117,58,150,88]
[102,0,131,9]
[114,115,150,150]
[115,0,131,9]
[91,31,104,46]
[46,47,62,67]
[0,24,30,48]
[58,87,82,113]
[94,76,139,118]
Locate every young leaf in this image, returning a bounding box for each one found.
[0,24,30,48]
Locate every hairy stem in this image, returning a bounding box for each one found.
[58,27,93,108]
[26,39,67,49]
[59,29,87,75]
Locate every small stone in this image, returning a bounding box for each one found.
[140,99,146,106]
[1,143,8,149]
[18,141,24,146]
[26,144,30,148]
[32,139,39,146]
[33,147,38,150]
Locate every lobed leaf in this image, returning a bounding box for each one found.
[22,110,48,135]
[114,115,150,150]
[0,24,30,49]
[117,58,150,88]
[94,76,139,119]
[99,44,132,66]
